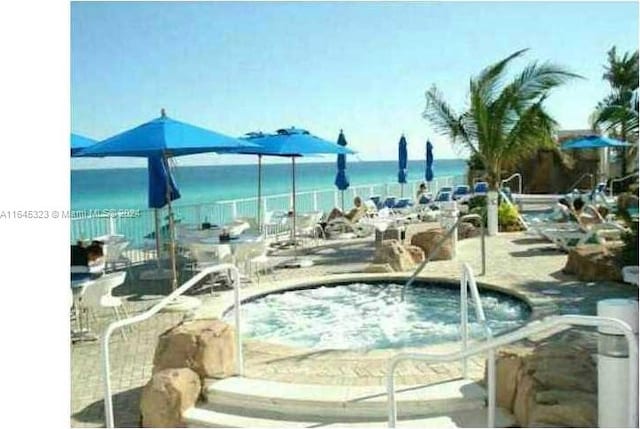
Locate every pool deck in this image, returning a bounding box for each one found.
[70,228,637,427]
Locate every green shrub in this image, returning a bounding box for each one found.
[498,202,521,230]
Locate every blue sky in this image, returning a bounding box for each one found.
[71,1,639,169]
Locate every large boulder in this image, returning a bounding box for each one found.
[563,243,623,282]
[490,352,523,410]
[140,368,201,428]
[404,245,425,264]
[491,342,598,427]
[410,228,453,261]
[458,221,480,240]
[153,319,236,379]
[373,239,417,272]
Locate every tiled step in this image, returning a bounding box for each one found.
[184,405,516,428]
[199,376,487,421]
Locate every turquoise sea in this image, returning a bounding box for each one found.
[71,159,467,210]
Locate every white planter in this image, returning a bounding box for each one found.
[487,190,499,236]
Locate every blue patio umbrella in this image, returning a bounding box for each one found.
[70,133,97,155]
[561,135,631,150]
[334,130,350,211]
[561,135,631,184]
[75,109,255,289]
[425,140,434,184]
[398,135,408,197]
[237,127,354,266]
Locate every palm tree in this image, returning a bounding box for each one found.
[592,47,639,176]
[424,49,581,235]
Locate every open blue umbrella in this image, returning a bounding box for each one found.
[238,127,354,267]
[561,135,631,184]
[334,130,350,211]
[71,133,97,155]
[398,135,408,197]
[75,109,255,289]
[561,135,631,150]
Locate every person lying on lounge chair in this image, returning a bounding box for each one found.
[572,197,604,226]
[325,196,368,224]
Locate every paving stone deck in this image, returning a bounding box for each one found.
[71,228,637,427]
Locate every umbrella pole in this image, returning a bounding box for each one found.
[341,190,344,212]
[292,157,297,257]
[257,155,262,232]
[154,209,161,269]
[165,155,178,291]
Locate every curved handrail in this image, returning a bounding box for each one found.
[387,315,638,428]
[402,213,485,301]
[609,172,639,197]
[566,173,594,194]
[101,263,243,428]
[500,173,522,195]
[460,264,495,426]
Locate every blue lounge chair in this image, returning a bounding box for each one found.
[453,185,471,201]
[473,181,489,195]
[383,196,397,209]
[394,198,412,209]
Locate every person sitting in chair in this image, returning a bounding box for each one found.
[325,196,368,225]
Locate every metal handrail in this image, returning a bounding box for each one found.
[101,263,243,428]
[566,172,594,194]
[460,264,495,426]
[402,213,485,301]
[500,173,522,195]
[387,315,638,428]
[609,172,640,197]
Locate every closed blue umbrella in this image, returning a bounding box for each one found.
[334,130,350,211]
[75,109,255,289]
[426,140,434,184]
[398,135,408,197]
[238,127,354,267]
[71,133,97,155]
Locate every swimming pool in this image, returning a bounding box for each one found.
[224,281,531,350]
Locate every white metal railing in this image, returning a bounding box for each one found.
[460,263,495,426]
[402,213,485,301]
[387,315,638,428]
[566,172,594,194]
[101,264,243,428]
[500,173,522,195]
[71,175,468,257]
[609,172,639,197]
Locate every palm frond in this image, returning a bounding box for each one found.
[424,85,479,155]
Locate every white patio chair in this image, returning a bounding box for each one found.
[78,272,129,340]
[103,240,131,273]
[295,211,325,247]
[186,243,233,292]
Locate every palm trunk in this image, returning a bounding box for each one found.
[486,164,500,236]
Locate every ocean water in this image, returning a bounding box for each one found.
[71,159,467,210]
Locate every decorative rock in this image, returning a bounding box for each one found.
[410,228,453,261]
[404,245,425,264]
[513,373,539,427]
[506,342,598,428]
[458,221,480,240]
[153,319,236,379]
[373,240,417,272]
[563,244,623,282]
[363,263,394,273]
[488,352,523,410]
[528,401,597,428]
[140,368,201,428]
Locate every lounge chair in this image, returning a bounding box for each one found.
[453,185,471,201]
[473,181,489,196]
[534,218,626,252]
